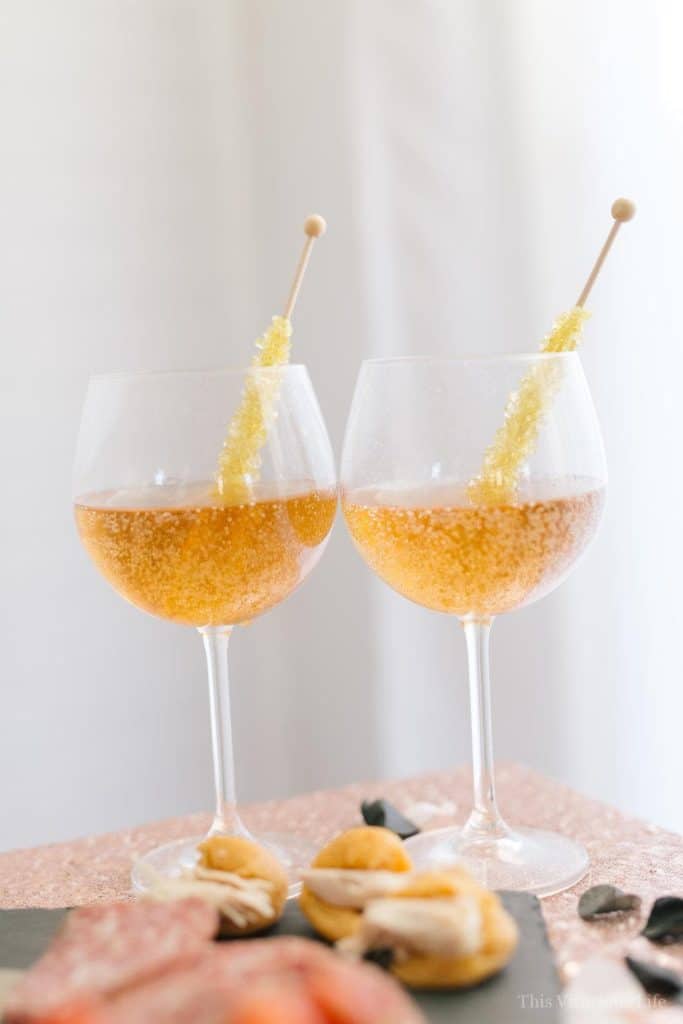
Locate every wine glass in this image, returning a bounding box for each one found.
[341,353,606,896]
[73,365,336,895]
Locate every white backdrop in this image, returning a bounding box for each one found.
[1,0,682,853]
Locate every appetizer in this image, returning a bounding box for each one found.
[145,836,288,936]
[299,826,413,941]
[339,869,519,989]
[300,830,517,990]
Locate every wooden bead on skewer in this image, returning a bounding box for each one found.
[611,198,636,222]
[576,198,636,307]
[283,215,327,320]
[304,214,327,238]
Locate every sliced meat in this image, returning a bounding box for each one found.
[4,898,219,1023]
[306,950,425,1024]
[93,941,318,1024]
[96,937,425,1024]
[227,983,328,1024]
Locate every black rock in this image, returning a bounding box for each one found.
[361,799,420,840]
[363,946,395,970]
[578,884,641,920]
[641,896,683,944]
[625,955,683,1001]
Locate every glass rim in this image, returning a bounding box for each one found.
[87,363,310,383]
[360,351,581,367]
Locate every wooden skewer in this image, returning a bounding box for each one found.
[576,198,636,308]
[282,215,327,320]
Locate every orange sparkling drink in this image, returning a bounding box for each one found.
[344,478,603,618]
[76,481,336,626]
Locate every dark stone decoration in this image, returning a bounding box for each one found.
[641,896,683,944]
[361,799,420,840]
[578,884,641,920]
[625,955,683,1002]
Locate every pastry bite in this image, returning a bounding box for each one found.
[145,835,288,937]
[339,869,519,989]
[299,826,413,941]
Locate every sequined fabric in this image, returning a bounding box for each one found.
[1,764,681,1018]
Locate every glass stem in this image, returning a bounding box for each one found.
[199,625,248,837]
[462,617,508,838]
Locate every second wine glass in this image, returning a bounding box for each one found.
[74,364,336,895]
[341,353,606,896]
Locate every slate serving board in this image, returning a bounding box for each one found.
[0,892,561,1023]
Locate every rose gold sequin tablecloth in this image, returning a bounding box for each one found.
[1,764,681,1011]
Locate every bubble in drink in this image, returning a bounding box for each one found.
[75,481,336,626]
[344,477,604,618]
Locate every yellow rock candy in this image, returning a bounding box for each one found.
[214,315,292,504]
[467,306,590,506]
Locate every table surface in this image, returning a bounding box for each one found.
[1,764,681,1017]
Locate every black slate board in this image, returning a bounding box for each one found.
[0,893,560,1023]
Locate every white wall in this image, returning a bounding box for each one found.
[1,0,681,853]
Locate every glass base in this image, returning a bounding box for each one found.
[404,825,589,897]
[131,831,317,900]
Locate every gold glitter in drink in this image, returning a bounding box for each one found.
[468,199,635,506]
[76,483,337,626]
[344,480,604,618]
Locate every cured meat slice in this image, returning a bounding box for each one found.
[4,899,219,1023]
[96,937,425,1024]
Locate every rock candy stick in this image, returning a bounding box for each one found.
[468,199,635,506]
[214,215,327,503]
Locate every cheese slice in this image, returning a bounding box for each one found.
[301,868,414,909]
[339,895,483,959]
[143,867,274,928]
